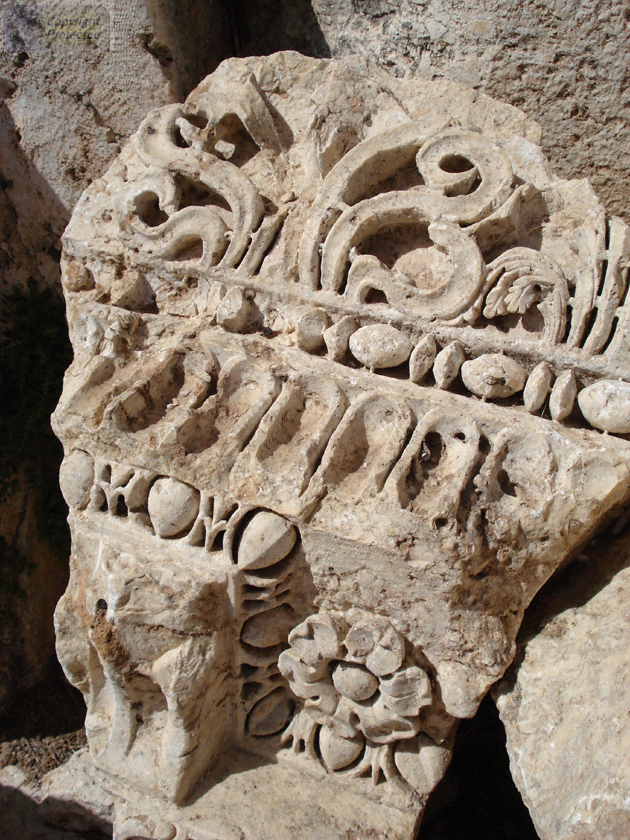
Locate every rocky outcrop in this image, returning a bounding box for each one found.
[495,531,630,840]
[0,0,229,212]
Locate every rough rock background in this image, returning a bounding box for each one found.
[0,0,229,713]
[237,0,630,223]
[495,530,630,840]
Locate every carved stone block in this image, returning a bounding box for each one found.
[45,52,630,839]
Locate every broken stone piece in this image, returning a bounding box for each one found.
[47,51,630,840]
[217,287,254,332]
[495,533,630,840]
[324,315,358,362]
[296,308,330,353]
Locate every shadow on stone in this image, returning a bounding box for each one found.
[227,0,331,59]
[0,781,109,840]
[417,695,539,840]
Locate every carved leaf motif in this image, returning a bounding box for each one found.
[504,277,543,314]
[484,283,509,319]
[483,248,569,343]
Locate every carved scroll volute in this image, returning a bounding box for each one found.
[298,125,514,322]
[113,85,273,271]
[50,53,630,840]
[114,164,264,270]
[298,121,443,292]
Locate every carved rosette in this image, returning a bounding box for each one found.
[279,610,452,796]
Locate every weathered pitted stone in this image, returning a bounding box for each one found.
[323,316,358,362]
[46,52,630,840]
[296,308,330,353]
[59,451,94,511]
[495,532,630,840]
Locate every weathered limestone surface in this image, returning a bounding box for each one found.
[495,533,630,840]
[0,0,229,211]
[44,52,630,838]
[0,765,92,840]
[0,0,229,716]
[292,0,630,222]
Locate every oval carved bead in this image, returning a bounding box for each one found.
[349,325,412,370]
[549,370,577,421]
[240,604,297,648]
[523,362,553,413]
[577,380,630,434]
[247,688,294,737]
[237,511,297,570]
[433,341,465,390]
[59,450,94,510]
[409,334,437,384]
[147,477,199,537]
[460,354,527,399]
[332,662,379,701]
[319,726,364,772]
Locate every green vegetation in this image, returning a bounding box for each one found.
[0,283,72,610]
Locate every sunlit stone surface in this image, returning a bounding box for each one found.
[44,52,630,840]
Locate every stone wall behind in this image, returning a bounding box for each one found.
[238,0,630,222]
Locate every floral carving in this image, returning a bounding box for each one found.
[482,248,569,344]
[278,610,432,782]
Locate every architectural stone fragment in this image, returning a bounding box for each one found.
[45,52,630,839]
